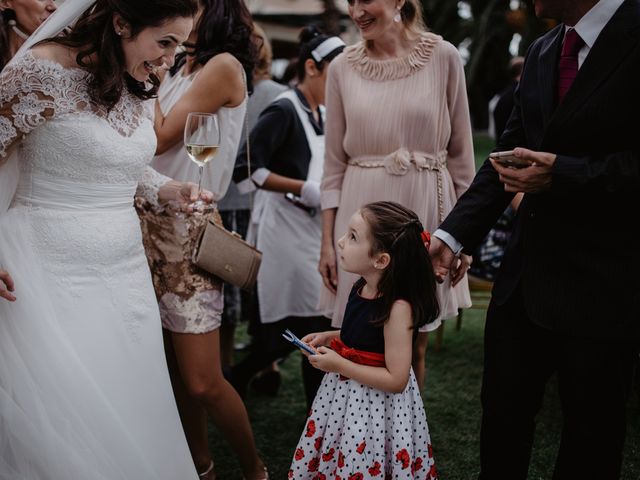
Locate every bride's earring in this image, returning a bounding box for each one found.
[394,7,402,23]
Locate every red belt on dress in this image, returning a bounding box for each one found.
[330,338,385,380]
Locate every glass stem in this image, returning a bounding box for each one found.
[197,165,204,199]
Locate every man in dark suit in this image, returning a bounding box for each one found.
[430,0,640,478]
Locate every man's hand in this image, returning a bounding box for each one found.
[490,147,556,193]
[0,269,16,302]
[428,236,457,284]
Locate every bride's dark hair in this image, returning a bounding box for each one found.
[45,0,198,109]
[171,0,258,93]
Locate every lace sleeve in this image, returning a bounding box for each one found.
[136,165,172,209]
[0,52,64,160]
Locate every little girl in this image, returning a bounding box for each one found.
[288,201,439,479]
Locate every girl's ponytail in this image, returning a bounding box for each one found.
[360,202,439,330]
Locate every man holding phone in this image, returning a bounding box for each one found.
[430,0,640,478]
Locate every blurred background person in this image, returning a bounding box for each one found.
[489,55,524,141]
[318,0,475,392]
[137,0,268,478]
[230,25,345,410]
[217,23,286,371]
[470,56,525,283]
[0,0,56,70]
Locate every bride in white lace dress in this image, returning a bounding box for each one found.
[0,1,206,478]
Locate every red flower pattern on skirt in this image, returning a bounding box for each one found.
[368,461,382,476]
[305,420,316,438]
[321,448,335,462]
[396,448,411,469]
[288,371,434,479]
[307,457,320,472]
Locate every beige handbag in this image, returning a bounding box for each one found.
[192,72,262,291]
[193,220,261,291]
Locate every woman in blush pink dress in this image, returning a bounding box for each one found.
[318,0,475,391]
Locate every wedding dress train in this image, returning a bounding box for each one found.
[0,51,198,479]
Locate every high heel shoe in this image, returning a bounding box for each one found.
[198,460,215,480]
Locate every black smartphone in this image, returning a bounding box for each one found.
[489,150,532,169]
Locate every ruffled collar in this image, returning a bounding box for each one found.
[345,32,441,81]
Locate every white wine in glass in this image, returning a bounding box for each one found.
[184,112,220,210]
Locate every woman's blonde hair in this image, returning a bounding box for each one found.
[400,0,426,37]
[253,23,273,81]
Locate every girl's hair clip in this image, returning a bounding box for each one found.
[421,231,431,248]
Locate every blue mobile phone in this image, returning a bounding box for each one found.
[282,329,316,355]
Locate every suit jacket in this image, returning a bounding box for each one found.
[440,0,640,340]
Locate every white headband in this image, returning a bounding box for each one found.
[311,36,346,62]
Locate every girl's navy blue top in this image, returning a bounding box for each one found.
[340,280,385,354]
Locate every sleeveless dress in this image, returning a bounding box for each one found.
[0,52,198,478]
[319,33,475,332]
[137,62,247,334]
[289,283,437,479]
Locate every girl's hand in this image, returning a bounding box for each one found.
[301,330,339,349]
[308,346,344,373]
[0,269,16,302]
[451,253,472,287]
[318,244,338,294]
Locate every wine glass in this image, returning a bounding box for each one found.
[184,112,221,211]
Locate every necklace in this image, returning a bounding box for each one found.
[8,20,29,40]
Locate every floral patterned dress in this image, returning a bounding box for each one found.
[289,283,437,479]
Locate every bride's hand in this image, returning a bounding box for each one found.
[176,182,214,212]
[158,181,214,213]
[0,269,16,302]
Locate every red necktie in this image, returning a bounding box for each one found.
[557,28,585,103]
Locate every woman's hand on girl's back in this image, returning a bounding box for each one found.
[302,330,340,349]
[0,269,16,302]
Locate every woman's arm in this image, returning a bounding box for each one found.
[444,43,476,199]
[233,100,295,193]
[319,208,338,293]
[261,173,304,195]
[320,58,348,211]
[154,53,245,155]
[309,300,414,393]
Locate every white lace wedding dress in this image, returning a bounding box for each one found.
[0,51,198,479]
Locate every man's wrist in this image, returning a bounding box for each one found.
[433,229,463,255]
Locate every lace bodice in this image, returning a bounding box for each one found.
[0,50,166,202]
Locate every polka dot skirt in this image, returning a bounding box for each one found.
[288,370,437,479]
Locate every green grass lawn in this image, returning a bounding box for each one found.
[209,310,640,479]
